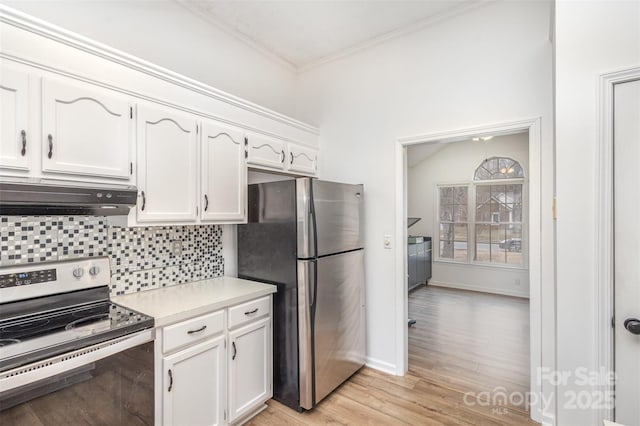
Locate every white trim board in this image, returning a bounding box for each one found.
[365,356,397,376]
[594,66,640,426]
[395,117,545,424]
[427,281,529,299]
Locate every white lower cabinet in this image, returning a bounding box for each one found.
[163,336,226,426]
[158,296,272,425]
[227,317,271,423]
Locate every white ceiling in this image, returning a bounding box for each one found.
[179,0,480,70]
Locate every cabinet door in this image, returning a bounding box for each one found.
[201,121,247,223]
[42,78,132,179]
[246,133,285,170]
[163,336,226,426]
[228,317,271,423]
[137,104,197,223]
[0,67,30,171]
[287,143,317,175]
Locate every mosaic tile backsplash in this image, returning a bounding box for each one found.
[0,216,224,296]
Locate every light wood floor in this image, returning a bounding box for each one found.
[248,286,538,426]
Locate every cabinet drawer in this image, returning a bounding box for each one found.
[163,310,224,353]
[228,296,270,329]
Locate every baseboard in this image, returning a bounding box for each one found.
[365,356,397,375]
[428,280,529,299]
[540,412,555,426]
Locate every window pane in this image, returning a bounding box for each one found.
[439,223,453,241]
[439,205,453,221]
[474,157,525,180]
[440,187,453,205]
[454,205,468,222]
[440,240,454,259]
[454,187,468,205]
[491,242,506,263]
[506,225,523,265]
[454,223,467,242]
[475,225,491,262]
[454,242,468,262]
[476,186,491,221]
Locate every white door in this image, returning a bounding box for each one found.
[228,317,271,423]
[201,120,247,223]
[246,133,286,170]
[287,143,318,175]
[163,336,226,426]
[614,78,640,425]
[0,67,30,171]
[42,77,132,179]
[137,104,197,223]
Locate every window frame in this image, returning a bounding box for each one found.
[435,178,528,270]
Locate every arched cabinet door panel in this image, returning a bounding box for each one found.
[246,133,286,170]
[0,66,30,171]
[42,77,132,179]
[201,121,247,223]
[136,104,198,223]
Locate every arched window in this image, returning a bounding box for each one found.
[437,156,526,268]
[474,156,525,181]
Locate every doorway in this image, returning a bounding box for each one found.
[394,118,543,423]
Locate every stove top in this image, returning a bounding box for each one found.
[0,257,153,373]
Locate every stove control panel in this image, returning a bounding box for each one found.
[0,269,57,288]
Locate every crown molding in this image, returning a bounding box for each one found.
[0,4,319,135]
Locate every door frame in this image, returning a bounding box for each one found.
[394,117,543,422]
[595,66,640,425]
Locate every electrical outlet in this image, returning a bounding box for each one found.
[172,241,183,256]
[383,234,392,249]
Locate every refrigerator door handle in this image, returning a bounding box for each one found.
[297,259,316,410]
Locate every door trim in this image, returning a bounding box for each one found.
[394,117,545,423]
[595,66,640,425]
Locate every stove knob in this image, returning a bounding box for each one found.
[73,268,84,279]
[89,266,100,276]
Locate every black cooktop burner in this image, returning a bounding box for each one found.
[0,288,153,373]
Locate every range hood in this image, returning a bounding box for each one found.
[0,177,138,216]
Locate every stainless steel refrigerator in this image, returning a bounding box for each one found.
[237,177,365,411]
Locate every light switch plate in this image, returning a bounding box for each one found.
[383,234,392,249]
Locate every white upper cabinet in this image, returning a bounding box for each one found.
[246,133,286,170]
[201,121,247,223]
[288,143,318,175]
[41,77,132,179]
[0,67,30,171]
[137,104,198,223]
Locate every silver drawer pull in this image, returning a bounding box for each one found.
[187,325,207,334]
[244,308,259,315]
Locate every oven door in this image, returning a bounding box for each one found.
[0,330,154,425]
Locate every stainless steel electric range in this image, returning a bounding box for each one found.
[0,257,155,424]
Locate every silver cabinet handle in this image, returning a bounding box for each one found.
[244,308,258,315]
[47,134,53,159]
[187,325,207,334]
[20,130,26,156]
[280,149,285,163]
[232,341,237,360]
[290,152,294,165]
[168,369,173,392]
[204,194,209,212]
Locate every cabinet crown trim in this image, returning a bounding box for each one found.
[0,5,320,136]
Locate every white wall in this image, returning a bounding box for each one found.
[2,0,298,116]
[555,1,640,425]
[294,2,554,413]
[408,133,530,298]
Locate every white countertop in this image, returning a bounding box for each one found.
[112,277,277,327]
